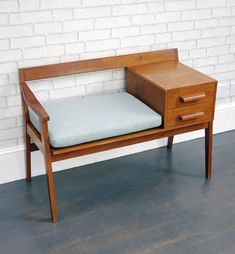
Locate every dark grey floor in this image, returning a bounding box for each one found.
[1,131,235,254]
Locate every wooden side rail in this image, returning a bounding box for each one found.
[20,81,49,122]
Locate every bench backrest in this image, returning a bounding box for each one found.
[20,49,178,82]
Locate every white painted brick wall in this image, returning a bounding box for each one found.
[0,0,235,150]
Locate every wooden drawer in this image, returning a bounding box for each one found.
[167,83,215,110]
[166,103,213,128]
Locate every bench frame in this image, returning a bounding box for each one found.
[19,49,215,223]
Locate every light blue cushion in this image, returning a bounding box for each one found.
[29,92,162,148]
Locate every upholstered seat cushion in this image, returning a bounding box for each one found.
[29,92,162,148]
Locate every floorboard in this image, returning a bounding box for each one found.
[0,131,235,254]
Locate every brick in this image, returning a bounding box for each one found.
[104,80,125,91]
[18,57,60,68]
[17,116,24,127]
[156,33,172,43]
[113,4,147,15]
[231,81,235,96]
[193,57,217,67]
[76,71,112,84]
[196,66,215,75]
[0,138,18,148]
[230,44,235,53]
[148,2,164,13]
[7,95,21,106]
[216,82,230,98]
[47,33,77,44]
[141,24,166,35]
[182,9,211,20]
[50,86,86,100]
[132,14,155,25]
[53,77,76,88]
[201,27,231,38]
[156,12,181,23]
[168,40,196,50]
[65,42,85,55]
[168,21,193,32]
[8,73,19,85]
[28,79,53,92]
[0,98,7,108]
[220,17,235,26]
[74,7,111,19]
[207,46,229,56]
[80,50,115,60]
[63,19,94,32]
[113,69,125,79]
[121,35,154,48]
[215,63,235,73]
[41,0,82,9]
[87,83,104,95]
[190,48,206,58]
[96,16,130,29]
[197,0,226,8]
[0,14,8,25]
[195,19,218,29]
[0,106,22,119]
[173,30,201,41]
[34,91,49,102]
[0,75,8,86]
[228,0,235,6]
[112,27,139,37]
[0,50,22,63]
[165,1,195,11]
[214,71,235,81]
[0,85,16,96]
[227,35,235,44]
[0,1,18,12]
[0,127,23,141]
[79,30,110,41]
[53,9,73,20]
[83,0,120,6]
[35,22,62,34]
[213,7,232,17]
[19,0,40,11]
[10,11,52,24]
[0,25,33,39]
[197,38,226,48]
[0,39,10,50]
[86,39,120,51]
[11,36,45,48]
[23,45,64,59]
[116,46,151,55]
[0,63,17,74]
[219,54,234,64]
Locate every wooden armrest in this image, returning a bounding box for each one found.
[20,82,50,122]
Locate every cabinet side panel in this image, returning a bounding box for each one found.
[126,69,166,126]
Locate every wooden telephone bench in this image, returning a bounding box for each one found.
[19,49,217,222]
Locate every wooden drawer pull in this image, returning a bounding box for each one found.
[179,112,204,121]
[180,93,206,103]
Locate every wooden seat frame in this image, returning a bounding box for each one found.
[19,49,216,222]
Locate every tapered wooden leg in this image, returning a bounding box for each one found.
[167,136,174,149]
[44,158,58,223]
[26,134,32,182]
[40,121,58,223]
[205,122,213,179]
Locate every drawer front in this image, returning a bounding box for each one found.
[166,104,213,128]
[167,83,215,110]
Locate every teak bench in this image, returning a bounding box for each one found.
[19,49,217,222]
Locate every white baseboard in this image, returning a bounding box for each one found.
[1,103,235,185]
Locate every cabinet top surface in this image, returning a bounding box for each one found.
[128,61,217,91]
